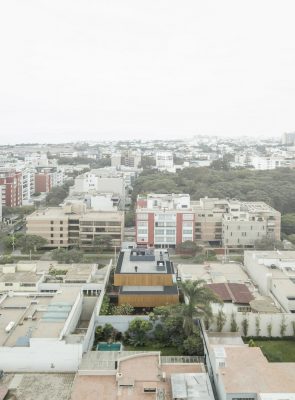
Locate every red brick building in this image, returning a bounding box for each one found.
[35,173,52,193]
[0,169,22,207]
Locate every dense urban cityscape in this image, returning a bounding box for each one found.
[0,133,295,398]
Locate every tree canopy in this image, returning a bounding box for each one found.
[132,167,295,214]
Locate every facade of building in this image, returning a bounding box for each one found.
[155,151,174,171]
[114,247,179,307]
[0,169,22,207]
[35,172,52,193]
[71,169,125,198]
[111,150,141,168]
[136,194,195,248]
[26,203,124,249]
[282,131,295,145]
[192,198,280,247]
[222,201,281,247]
[21,168,36,204]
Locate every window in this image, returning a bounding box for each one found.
[51,221,54,224]
[60,227,63,231]
[137,221,148,227]
[155,229,165,235]
[51,227,54,231]
[51,234,53,237]
[183,229,192,234]
[5,283,13,286]
[183,213,194,220]
[60,221,63,224]
[60,240,63,244]
[60,234,63,237]
[166,229,176,235]
[138,229,148,234]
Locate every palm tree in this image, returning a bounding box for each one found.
[179,279,222,336]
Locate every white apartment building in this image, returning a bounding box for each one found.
[155,151,174,171]
[21,168,36,204]
[71,168,125,199]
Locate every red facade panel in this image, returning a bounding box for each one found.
[148,213,155,246]
[176,213,183,245]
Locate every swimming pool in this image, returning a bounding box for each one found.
[96,342,121,351]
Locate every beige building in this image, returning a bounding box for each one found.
[192,198,280,247]
[222,201,281,248]
[26,202,124,249]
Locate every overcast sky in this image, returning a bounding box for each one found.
[1,0,295,144]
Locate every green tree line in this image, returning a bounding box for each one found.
[132,167,295,215]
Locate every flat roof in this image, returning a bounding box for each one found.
[0,271,40,284]
[116,249,174,274]
[177,262,249,284]
[214,345,295,393]
[73,353,204,400]
[0,287,80,346]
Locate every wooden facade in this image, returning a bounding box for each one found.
[114,273,174,286]
[118,294,179,308]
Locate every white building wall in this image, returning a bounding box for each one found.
[0,339,83,372]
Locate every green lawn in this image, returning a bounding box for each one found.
[123,344,182,356]
[247,340,295,362]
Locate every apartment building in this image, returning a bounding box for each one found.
[71,168,125,198]
[136,193,195,248]
[26,202,124,249]
[114,247,179,307]
[21,168,36,204]
[192,197,228,244]
[0,168,22,207]
[155,151,174,171]
[282,131,295,145]
[111,150,141,168]
[35,167,64,193]
[192,198,280,247]
[222,201,280,247]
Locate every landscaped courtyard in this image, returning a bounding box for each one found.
[245,339,295,362]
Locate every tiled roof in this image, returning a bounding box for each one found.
[206,283,254,304]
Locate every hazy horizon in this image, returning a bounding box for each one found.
[1,0,295,144]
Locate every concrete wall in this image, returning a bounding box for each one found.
[208,311,295,337]
[0,339,83,372]
[95,315,149,333]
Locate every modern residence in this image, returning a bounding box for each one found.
[114,247,179,308]
[0,169,22,207]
